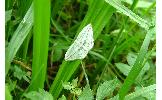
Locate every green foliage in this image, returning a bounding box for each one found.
[63,78,121,100]
[115,52,150,79]
[5,85,13,100]
[24,89,53,100]
[28,0,50,91]
[49,1,116,98]
[5,0,156,99]
[58,95,67,100]
[50,38,69,62]
[7,80,17,92]
[78,85,93,100]
[119,27,155,99]
[5,4,33,76]
[13,65,30,82]
[96,78,120,100]
[5,10,12,24]
[105,0,151,30]
[115,63,131,76]
[110,84,156,100]
[63,78,82,96]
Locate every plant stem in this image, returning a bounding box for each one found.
[81,61,90,87]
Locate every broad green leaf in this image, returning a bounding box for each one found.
[110,84,156,100]
[115,63,131,76]
[127,52,137,66]
[24,89,53,100]
[78,85,93,100]
[5,4,33,76]
[105,0,151,30]
[13,65,30,82]
[96,78,119,100]
[125,84,156,100]
[134,86,156,100]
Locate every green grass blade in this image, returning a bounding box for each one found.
[21,31,32,59]
[96,78,119,100]
[49,0,115,99]
[49,60,81,99]
[118,27,155,100]
[28,0,50,91]
[5,4,33,76]
[5,85,12,100]
[105,0,151,30]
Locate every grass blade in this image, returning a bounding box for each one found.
[105,0,151,30]
[5,4,33,76]
[118,27,155,99]
[28,0,50,91]
[5,85,12,100]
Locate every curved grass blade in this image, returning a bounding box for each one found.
[118,27,155,99]
[5,4,33,76]
[105,0,151,30]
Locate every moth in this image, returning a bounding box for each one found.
[65,24,94,61]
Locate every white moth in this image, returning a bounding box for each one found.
[65,24,94,61]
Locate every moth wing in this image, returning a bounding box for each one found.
[65,32,86,61]
[83,24,94,50]
[65,47,89,61]
[65,24,94,61]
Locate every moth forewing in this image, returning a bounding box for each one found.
[65,24,94,61]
